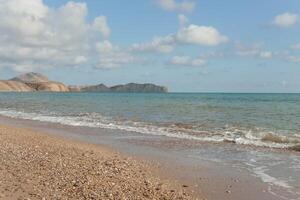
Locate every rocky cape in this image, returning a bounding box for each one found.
[1,72,69,92]
[0,73,168,93]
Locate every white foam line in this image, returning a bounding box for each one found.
[0,110,224,143]
[253,166,292,189]
[0,109,299,151]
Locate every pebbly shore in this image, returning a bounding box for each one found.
[0,125,192,200]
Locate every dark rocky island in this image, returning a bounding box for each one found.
[70,83,168,93]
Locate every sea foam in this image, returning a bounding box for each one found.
[0,109,299,152]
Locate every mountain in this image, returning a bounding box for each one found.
[110,83,168,93]
[10,73,69,92]
[69,83,167,93]
[0,72,168,93]
[0,80,34,92]
[26,82,69,92]
[80,84,111,92]
[68,84,111,92]
[11,72,49,83]
[68,85,83,92]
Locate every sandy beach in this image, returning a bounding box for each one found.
[0,124,192,200]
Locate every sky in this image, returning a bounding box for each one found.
[0,0,300,92]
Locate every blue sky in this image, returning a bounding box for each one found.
[0,0,300,92]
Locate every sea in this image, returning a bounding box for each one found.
[0,92,299,199]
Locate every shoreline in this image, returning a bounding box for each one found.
[0,124,192,199]
[0,116,298,200]
[0,116,295,200]
[0,116,296,200]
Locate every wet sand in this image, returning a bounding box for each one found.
[0,125,191,199]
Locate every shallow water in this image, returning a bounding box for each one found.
[0,92,299,199]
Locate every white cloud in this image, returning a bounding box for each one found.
[168,56,206,67]
[286,55,300,63]
[0,0,117,72]
[198,51,225,59]
[74,56,87,64]
[132,20,228,53]
[235,42,272,59]
[273,12,299,28]
[290,43,300,50]
[96,40,137,68]
[178,14,189,27]
[235,42,263,57]
[156,0,195,13]
[176,25,228,46]
[93,16,110,38]
[131,35,175,53]
[0,0,48,37]
[259,51,272,59]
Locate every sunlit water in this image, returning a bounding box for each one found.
[0,92,299,199]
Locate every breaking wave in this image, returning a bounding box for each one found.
[0,109,299,152]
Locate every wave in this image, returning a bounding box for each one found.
[288,145,300,152]
[252,166,293,189]
[262,133,300,144]
[0,109,299,152]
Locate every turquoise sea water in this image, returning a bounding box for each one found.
[0,92,299,198]
[0,92,299,150]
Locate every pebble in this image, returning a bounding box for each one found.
[0,126,191,200]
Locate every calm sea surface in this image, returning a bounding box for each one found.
[0,92,299,198]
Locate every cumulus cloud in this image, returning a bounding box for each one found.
[132,16,228,53]
[273,12,299,28]
[74,56,87,64]
[259,51,273,59]
[93,16,110,38]
[1,0,217,71]
[156,0,195,13]
[0,0,129,72]
[168,56,206,67]
[290,43,300,50]
[131,35,175,53]
[235,42,272,59]
[178,14,189,28]
[235,42,263,57]
[96,40,137,68]
[286,55,300,63]
[176,25,228,46]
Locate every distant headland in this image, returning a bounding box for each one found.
[0,72,168,93]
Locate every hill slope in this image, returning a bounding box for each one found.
[10,73,69,92]
[0,81,34,92]
[11,72,49,83]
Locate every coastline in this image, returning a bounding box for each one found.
[0,116,296,200]
[0,124,191,199]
